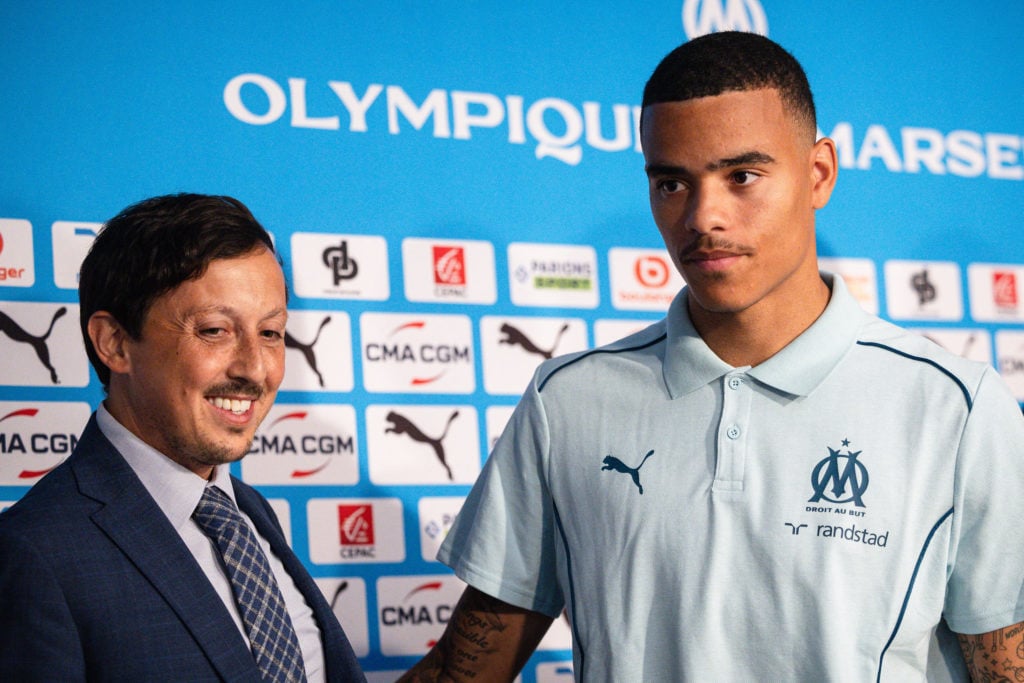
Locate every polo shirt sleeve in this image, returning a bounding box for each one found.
[437,376,565,618]
[944,366,1024,634]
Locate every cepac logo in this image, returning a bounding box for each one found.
[242,404,359,485]
[967,264,1024,322]
[377,575,465,656]
[994,271,1019,309]
[51,222,101,289]
[0,302,90,387]
[418,496,465,562]
[290,232,389,300]
[608,247,685,311]
[279,310,354,391]
[0,401,91,485]
[402,238,496,304]
[0,219,34,287]
[315,577,370,657]
[508,242,599,309]
[883,260,963,321]
[366,404,481,485]
[480,315,588,395]
[308,497,405,564]
[682,0,768,38]
[361,313,475,393]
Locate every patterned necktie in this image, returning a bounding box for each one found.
[192,485,307,683]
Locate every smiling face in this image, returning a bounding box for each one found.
[95,247,287,478]
[642,88,836,328]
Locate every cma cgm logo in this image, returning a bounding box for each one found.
[682,0,768,38]
[381,581,452,629]
[248,411,354,477]
[0,407,80,480]
[361,313,475,393]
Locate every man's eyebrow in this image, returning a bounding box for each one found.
[645,151,776,177]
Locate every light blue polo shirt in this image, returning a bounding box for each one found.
[438,274,1024,682]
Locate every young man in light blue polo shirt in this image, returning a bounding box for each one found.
[401,32,1024,682]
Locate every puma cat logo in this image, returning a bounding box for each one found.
[0,307,67,384]
[385,410,459,480]
[285,316,331,387]
[498,322,569,360]
[601,450,655,495]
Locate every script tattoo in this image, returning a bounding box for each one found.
[958,624,1024,683]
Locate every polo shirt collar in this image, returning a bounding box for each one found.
[663,273,868,399]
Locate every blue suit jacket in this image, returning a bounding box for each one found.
[0,415,365,682]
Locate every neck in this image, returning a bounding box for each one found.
[688,276,831,367]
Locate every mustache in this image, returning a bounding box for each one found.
[205,381,265,400]
[677,236,754,261]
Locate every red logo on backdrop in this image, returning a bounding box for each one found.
[634,256,670,288]
[338,504,374,545]
[993,271,1019,309]
[433,246,466,285]
[0,231,5,254]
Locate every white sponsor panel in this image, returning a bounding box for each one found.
[281,310,354,391]
[417,496,465,562]
[291,232,389,300]
[480,315,588,395]
[0,302,90,387]
[361,312,475,394]
[0,219,35,287]
[968,263,1024,322]
[377,574,465,656]
[366,404,480,485]
[910,328,993,365]
[308,497,405,565]
[996,330,1024,400]
[364,672,407,683]
[682,0,769,39]
[267,498,292,545]
[485,405,516,453]
[243,404,359,485]
[0,401,91,485]
[819,257,879,315]
[537,613,573,652]
[508,242,599,309]
[535,661,576,681]
[51,221,101,289]
[593,319,659,347]
[883,260,963,321]
[402,237,496,304]
[608,247,684,311]
[0,501,14,513]
[315,577,370,657]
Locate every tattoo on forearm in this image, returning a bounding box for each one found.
[958,628,1024,683]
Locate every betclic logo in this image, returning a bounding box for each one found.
[377,574,465,656]
[0,401,91,485]
[480,315,588,395]
[307,497,405,564]
[0,219,35,287]
[51,222,101,289]
[366,404,481,485]
[402,237,497,304]
[279,310,354,392]
[0,302,90,387]
[360,312,475,393]
[290,232,390,300]
[241,404,359,485]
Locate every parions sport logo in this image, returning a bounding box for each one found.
[360,312,475,393]
[241,404,358,485]
[377,575,464,656]
[0,401,91,485]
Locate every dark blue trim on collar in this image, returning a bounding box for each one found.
[856,341,973,411]
[537,333,667,393]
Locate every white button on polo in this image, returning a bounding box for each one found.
[726,425,741,439]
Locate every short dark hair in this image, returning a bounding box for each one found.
[641,31,816,138]
[79,193,276,388]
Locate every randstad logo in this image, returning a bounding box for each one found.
[682,0,769,39]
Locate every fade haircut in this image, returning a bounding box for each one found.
[641,31,817,140]
[79,193,277,388]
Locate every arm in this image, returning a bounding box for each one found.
[399,586,555,682]
[957,622,1024,682]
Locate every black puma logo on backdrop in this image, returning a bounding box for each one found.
[0,307,67,384]
[499,322,569,360]
[385,410,459,480]
[601,450,655,495]
[285,316,331,387]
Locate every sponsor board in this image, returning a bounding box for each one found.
[996,330,1024,400]
[0,401,91,485]
[592,319,658,347]
[267,498,292,545]
[883,260,963,321]
[417,496,465,562]
[480,315,588,395]
[243,404,359,485]
[819,257,879,314]
[485,405,516,453]
[376,574,465,656]
[0,219,35,287]
[968,264,1024,322]
[608,247,683,311]
[402,237,496,304]
[366,404,480,484]
[910,328,993,365]
[308,497,405,564]
[0,302,90,387]
[535,661,576,681]
[361,312,475,393]
[291,232,390,300]
[51,222,101,289]
[280,310,354,392]
[315,576,371,657]
[508,243,599,309]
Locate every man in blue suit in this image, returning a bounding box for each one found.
[0,194,365,681]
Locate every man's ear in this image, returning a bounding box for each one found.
[810,136,839,210]
[87,312,132,375]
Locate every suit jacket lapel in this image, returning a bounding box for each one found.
[72,417,261,681]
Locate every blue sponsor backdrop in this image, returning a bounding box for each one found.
[2,1,1022,679]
